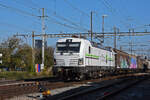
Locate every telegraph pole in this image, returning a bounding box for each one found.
[39,8,48,69]
[114,26,117,49]
[32,31,35,71]
[102,16,104,36]
[90,11,93,42]
[102,15,107,43]
[102,15,104,43]
[129,29,134,55]
[114,27,117,69]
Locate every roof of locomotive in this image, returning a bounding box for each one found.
[56,38,114,52]
[57,38,90,43]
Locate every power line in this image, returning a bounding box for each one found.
[0,2,87,31]
[45,8,89,31]
[29,0,41,8]
[98,0,132,29]
[104,0,143,30]
[13,0,89,31]
[0,2,37,17]
[0,0,42,26]
[0,2,42,31]
[98,0,114,13]
[0,21,33,32]
[63,0,90,17]
[30,0,89,31]
[103,0,115,13]
[13,0,39,10]
[46,17,88,31]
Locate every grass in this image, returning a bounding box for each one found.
[0,71,53,80]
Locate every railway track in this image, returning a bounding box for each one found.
[49,75,149,100]
[0,73,148,100]
[97,75,148,100]
[0,80,23,85]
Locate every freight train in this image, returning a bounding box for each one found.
[53,38,148,80]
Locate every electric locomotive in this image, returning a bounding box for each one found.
[53,38,115,80]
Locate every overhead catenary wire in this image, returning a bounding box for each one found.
[0,21,33,32]
[0,2,43,32]
[46,17,88,31]
[118,0,143,28]
[13,0,39,10]
[29,0,89,31]
[97,0,131,29]
[98,0,114,13]
[0,2,42,29]
[0,2,37,17]
[23,0,89,31]
[14,0,89,31]
[102,0,143,30]
[1,0,43,25]
[28,0,41,8]
[63,0,90,17]
[0,2,88,32]
[45,8,89,31]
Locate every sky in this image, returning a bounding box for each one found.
[0,0,150,56]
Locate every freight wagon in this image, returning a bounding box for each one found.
[53,38,147,80]
[114,49,144,74]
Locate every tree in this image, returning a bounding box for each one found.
[14,44,33,71]
[34,46,54,69]
[0,36,21,70]
[45,47,54,68]
[0,36,54,72]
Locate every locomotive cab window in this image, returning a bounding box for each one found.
[56,42,81,53]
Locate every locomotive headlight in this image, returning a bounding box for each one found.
[78,58,84,65]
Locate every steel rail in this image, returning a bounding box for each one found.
[58,78,132,100]
[97,75,148,100]
[58,75,149,100]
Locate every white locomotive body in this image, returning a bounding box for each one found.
[53,38,115,80]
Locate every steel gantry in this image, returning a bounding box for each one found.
[14,30,150,69]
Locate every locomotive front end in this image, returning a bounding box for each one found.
[53,38,85,80]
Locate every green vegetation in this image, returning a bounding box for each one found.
[0,71,52,80]
[0,36,54,80]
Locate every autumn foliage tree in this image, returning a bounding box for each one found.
[0,36,21,70]
[0,36,54,72]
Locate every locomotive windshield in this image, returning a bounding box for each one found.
[56,42,80,53]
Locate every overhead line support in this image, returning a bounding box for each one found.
[38,8,48,70]
[91,11,93,42]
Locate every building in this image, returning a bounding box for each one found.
[35,39,47,49]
